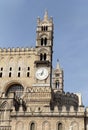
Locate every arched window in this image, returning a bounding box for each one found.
[41,26,48,31]
[28,67,30,70]
[40,53,47,61]
[9,72,12,77]
[41,37,47,46]
[18,72,20,77]
[55,81,59,89]
[0,101,9,121]
[27,72,30,77]
[44,26,46,31]
[44,38,47,45]
[40,53,43,61]
[58,123,62,130]
[41,26,43,31]
[30,123,35,130]
[0,72,2,77]
[44,53,46,61]
[1,67,3,71]
[6,84,24,97]
[41,38,43,46]
[9,67,12,71]
[46,26,48,31]
[18,67,21,71]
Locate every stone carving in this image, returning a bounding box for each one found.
[26,87,51,93]
[13,92,27,111]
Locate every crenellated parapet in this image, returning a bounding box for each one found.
[50,91,79,111]
[11,100,85,117]
[0,47,35,55]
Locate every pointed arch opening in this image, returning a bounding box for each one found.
[40,53,47,61]
[0,101,9,121]
[70,121,79,130]
[55,80,59,89]
[16,121,24,130]
[44,53,46,61]
[5,84,24,97]
[41,38,43,46]
[42,121,50,130]
[30,122,35,130]
[40,53,43,61]
[44,38,47,45]
[41,37,47,46]
[58,123,62,130]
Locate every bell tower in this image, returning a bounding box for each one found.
[52,60,64,92]
[36,11,53,48]
[34,11,54,87]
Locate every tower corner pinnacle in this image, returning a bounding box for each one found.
[44,10,48,21]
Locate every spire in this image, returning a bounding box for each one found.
[44,10,48,21]
[56,59,61,70]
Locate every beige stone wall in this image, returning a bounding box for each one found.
[0,48,37,94]
[10,116,84,130]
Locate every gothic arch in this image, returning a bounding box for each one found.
[42,121,50,130]
[56,121,65,130]
[40,34,48,38]
[0,101,10,121]
[3,80,25,92]
[38,48,49,55]
[0,101,9,109]
[40,37,47,46]
[3,81,25,97]
[9,57,15,66]
[6,84,24,97]
[55,80,59,89]
[41,26,48,31]
[40,34,48,46]
[17,57,24,68]
[29,121,37,130]
[9,57,14,62]
[70,121,79,130]
[15,121,24,130]
[0,57,6,68]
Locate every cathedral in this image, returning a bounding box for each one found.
[0,11,88,130]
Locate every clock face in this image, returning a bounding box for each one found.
[35,68,48,80]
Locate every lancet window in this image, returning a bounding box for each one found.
[58,123,62,130]
[30,123,35,130]
[41,37,47,46]
[40,53,47,61]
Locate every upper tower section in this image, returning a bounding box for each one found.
[36,11,54,48]
[52,60,64,92]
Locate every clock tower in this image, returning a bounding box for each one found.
[34,11,53,87]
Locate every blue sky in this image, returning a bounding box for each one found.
[0,0,88,106]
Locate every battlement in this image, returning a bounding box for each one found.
[50,91,79,111]
[0,47,35,54]
[10,104,85,117]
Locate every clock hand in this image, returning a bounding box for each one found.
[41,70,43,76]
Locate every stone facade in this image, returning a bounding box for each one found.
[0,11,88,130]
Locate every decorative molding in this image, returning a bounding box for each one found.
[32,84,50,87]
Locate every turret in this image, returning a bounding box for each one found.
[52,60,64,92]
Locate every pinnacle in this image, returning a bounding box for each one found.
[44,10,48,21]
[56,59,61,70]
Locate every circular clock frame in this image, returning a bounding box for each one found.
[35,68,48,80]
